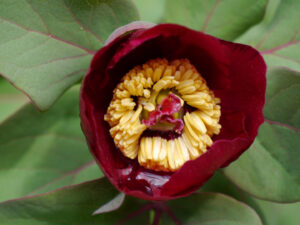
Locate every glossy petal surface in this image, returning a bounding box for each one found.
[80,24,266,200]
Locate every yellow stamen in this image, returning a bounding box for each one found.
[105,58,221,172]
[167,140,176,171]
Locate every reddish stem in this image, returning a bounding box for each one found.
[152,210,162,225]
[114,203,153,225]
[161,204,182,225]
[114,201,182,225]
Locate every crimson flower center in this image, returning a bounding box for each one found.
[104,58,221,172]
[142,92,184,134]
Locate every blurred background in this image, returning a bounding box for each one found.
[0,0,299,224]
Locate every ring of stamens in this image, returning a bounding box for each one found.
[104,58,221,172]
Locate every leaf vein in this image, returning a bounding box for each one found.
[0,17,96,54]
[17,53,90,70]
[61,0,104,44]
[256,137,300,184]
[264,119,300,132]
[23,0,50,34]
[0,32,29,47]
[261,40,300,54]
[266,83,300,104]
[201,0,220,32]
[27,160,96,196]
[47,68,87,89]
[268,53,300,64]
[105,1,120,28]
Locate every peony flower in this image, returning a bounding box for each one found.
[80,22,266,201]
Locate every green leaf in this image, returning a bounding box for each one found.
[0,87,103,202]
[132,0,166,23]
[236,0,300,71]
[264,68,300,126]
[245,197,300,225]
[160,192,262,225]
[0,77,28,122]
[223,68,300,202]
[164,0,267,41]
[200,171,300,225]
[0,0,139,110]
[0,178,148,225]
[200,171,241,199]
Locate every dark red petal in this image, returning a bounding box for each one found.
[80,24,266,200]
[80,32,137,184]
[216,40,266,141]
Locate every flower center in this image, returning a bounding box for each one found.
[142,91,184,134]
[104,58,221,172]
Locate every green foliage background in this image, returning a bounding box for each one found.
[0,0,299,224]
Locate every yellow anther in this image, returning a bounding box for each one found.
[143,89,151,98]
[153,66,164,82]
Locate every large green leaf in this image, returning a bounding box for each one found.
[245,197,300,225]
[132,0,166,23]
[236,0,300,71]
[0,77,28,122]
[0,0,139,110]
[0,87,102,202]
[223,68,300,202]
[200,172,300,225]
[0,178,148,225]
[160,192,262,225]
[0,176,261,225]
[164,0,267,41]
